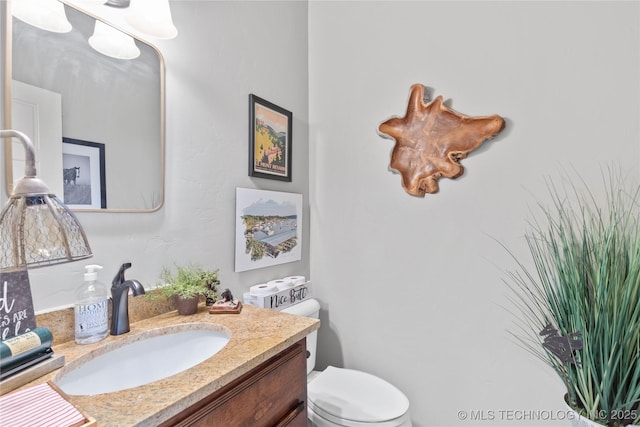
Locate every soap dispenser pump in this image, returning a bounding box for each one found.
[75,264,109,344]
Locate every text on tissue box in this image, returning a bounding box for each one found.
[256,282,312,310]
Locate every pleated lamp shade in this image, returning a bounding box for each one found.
[0,131,92,271]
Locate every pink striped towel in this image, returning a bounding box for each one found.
[0,382,87,427]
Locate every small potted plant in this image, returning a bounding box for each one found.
[156,264,219,315]
[505,171,640,427]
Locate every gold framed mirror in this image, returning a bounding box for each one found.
[3,0,165,212]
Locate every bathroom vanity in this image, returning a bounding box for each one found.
[18,304,319,426]
[160,339,307,426]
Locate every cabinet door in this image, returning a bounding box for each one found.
[274,401,307,427]
[166,339,307,427]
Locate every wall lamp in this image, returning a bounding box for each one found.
[12,0,177,61]
[65,0,178,41]
[0,130,92,271]
[11,0,72,33]
[89,20,140,60]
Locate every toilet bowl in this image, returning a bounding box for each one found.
[282,299,412,427]
[307,366,411,427]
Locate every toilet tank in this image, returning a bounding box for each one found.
[281,298,320,375]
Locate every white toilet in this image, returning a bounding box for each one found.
[282,299,412,427]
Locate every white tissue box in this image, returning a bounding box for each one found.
[253,281,312,310]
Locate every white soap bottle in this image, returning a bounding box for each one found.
[75,265,109,344]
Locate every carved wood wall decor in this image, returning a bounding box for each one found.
[378,84,505,196]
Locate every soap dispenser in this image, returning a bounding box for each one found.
[74,265,109,344]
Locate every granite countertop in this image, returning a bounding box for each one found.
[26,304,320,426]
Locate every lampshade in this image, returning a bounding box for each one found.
[126,0,177,40]
[12,0,72,33]
[89,20,140,60]
[0,130,92,270]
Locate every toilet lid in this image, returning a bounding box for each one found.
[308,366,410,423]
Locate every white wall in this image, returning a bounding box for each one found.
[18,1,310,311]
[308,2,639,426]
[1,2,7,207]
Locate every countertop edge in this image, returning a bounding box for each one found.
[15,304,320,426]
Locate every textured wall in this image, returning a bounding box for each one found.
[20,1,310,312]
[3,2,640,425]
[308,2,639,426]
[1,2,7,204]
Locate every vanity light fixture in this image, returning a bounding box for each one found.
[105,0,130,8]
[124,0,177,40]
[89,20,140,60]
[66,0,178,41]
[12,0,72,33]
[0,130,92,270]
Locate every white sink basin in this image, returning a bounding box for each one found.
[54,326,230,395]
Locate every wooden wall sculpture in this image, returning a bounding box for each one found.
[378,84,505,197]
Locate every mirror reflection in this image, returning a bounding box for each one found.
[6,3,164,211]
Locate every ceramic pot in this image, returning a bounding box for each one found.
[566,408,605,427]
[176,296,199,315]
[565,395,639,427]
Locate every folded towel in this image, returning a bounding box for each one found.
[0,382,88,427]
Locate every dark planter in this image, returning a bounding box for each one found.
[176,296,199,315]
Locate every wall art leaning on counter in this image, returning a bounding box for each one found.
[0,268,37,339]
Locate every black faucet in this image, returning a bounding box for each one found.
[110,263,146,336]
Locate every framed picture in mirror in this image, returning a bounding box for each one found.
[62,138,107,209]
[249,94,293,182]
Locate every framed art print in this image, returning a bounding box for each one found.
[235,188,302,272]
[62,137,107,209]
[249,94,292,182]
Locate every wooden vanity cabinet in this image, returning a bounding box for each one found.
[160,339,308,427]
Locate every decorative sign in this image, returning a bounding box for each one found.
[540,323,583,364]
[0,269,37,340]
[254,282,312,311]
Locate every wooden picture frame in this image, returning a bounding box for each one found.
[62,138,107,209]
[249,94,292,182]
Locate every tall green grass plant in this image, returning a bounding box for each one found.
[506,171,640,426]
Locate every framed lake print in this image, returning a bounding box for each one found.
[62,137,107,209]
[249,94,292,182]
[235,188,302,272]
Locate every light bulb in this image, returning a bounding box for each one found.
[12,0,72,33]
[89,20,141,60]
[126,0,177,40]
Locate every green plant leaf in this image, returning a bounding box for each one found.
[504,168,640,427]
